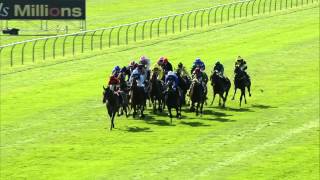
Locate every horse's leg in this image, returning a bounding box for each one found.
[201,101,204,116]
[247,84,252,97]
[244,89,247,104]
[232,88,237,100]
[218,96,221,106]
[211,93,216,106]
[196,103,199,116]
[141,105,145,118]
[168,107,173,124]
[132,105,136,118]
[240,89,245,107]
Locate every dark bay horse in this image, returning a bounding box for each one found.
[232,67,252,106]
[118,71,129,117]
[164,80,182,123]
[210,70,231,107]
[130,77,146,118]
[149,73,164,113]
[176,69,191,105]
[189,79,206,116]
[102,86,121,130]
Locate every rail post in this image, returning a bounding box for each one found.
[10,44,16,66]
[200,10,206,27]
[194,10,200,28]
[208,8,214,25]
[91,30,97,50]
[269,0,273,12]
[52,37,59,59]
[227,4,233,21]
[32,40,38,62]
[180,14,185,32]
[172,15,178,33]
[134,23,139,41]
[240,1,245,18]
[221,5,226,23]
[72,34,79,55]
[234,3,239,19]
[187,12,192,30]
[157,18,163,37]
[214,6,220,23]
[263,0,268,13]
[43,38,49,60]
[100,29,106,50]
[258,0,263,14]
[81,32,86,53]
[165,17,170,35]
[109,28,115,47]
[62,36,68,56]
[245,0,251,17]
[21,42,27,64]
[117,26,123,45]
[142,21,147,40]
[126,25,131,44]
[150,20,155,38]
[252,0,258,15]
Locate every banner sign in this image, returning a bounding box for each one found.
[0,0,86,20]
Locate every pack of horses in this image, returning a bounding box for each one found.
[102,64,251,130]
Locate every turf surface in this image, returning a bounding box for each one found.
[0,5,319,180]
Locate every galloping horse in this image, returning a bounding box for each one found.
[130,77,146,118]
[210,70,231,107]
[164,80,182,123]
[232,66,252,106]
[149,73,164,113]
[176,69,191,105]
[102,86,121,130]
[189,79,206,116]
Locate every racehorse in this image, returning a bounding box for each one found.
[130,77,146,118]
[164,80,182,123]
[210,70,231,107]
[102,86,121,130]
[189,79,206,116]
[149,73,164,113]
[176,69,191,105]
[117,70,130,117]
[232,66,252,106]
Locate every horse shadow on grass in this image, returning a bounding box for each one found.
[251,104,277,109]
[123,126,153,133]
[180,121,210,127]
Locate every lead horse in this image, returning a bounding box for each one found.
[232,66,252,106]
[210,70,231,107]
[102,86,121,130]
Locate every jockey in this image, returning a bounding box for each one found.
[176,62,190,77]
[191,58,205,74]
[192,67,208,95]
[213,61,224,76]
[139,56,151,81]
[108,75,120,91]
[152,62,164,81]
[128,60,138,74]
[129,64,147,88]
[165,71,179,91]
[112,66,121,77]
[139,56,151,71]
[159,56,173,75]
[235,56,247,71]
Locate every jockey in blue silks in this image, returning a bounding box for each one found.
[165,71,179,90]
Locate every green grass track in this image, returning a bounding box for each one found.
[0,5,319,179]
